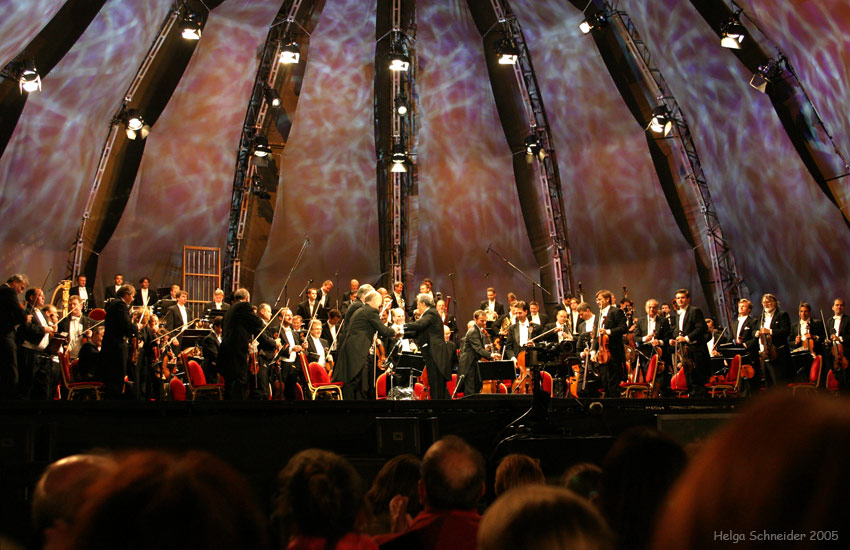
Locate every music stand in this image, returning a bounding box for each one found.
[478,360,516,383]
[205,308,226,319]
[717,343,746,359]
[396,352,425,386]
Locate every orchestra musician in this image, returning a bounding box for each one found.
[669,288,709,398]
[132,277,156,308]
[76,326,103,382]
[200,316,222,383]
[758,294,792,386]
[390,281,406,313]
[592,290,627,398]
[528,300,548,328]
[157,284,181,312]
[705,318,730,357]
[57,295,93,360]
[218,288,264,400]
[276,308,305,400]
[296,288,322,322]
[97,284,139,400]
[139,314,162,400]
[826,299,850,389]
[458,310,500,396]
[164,291,189,333]
[322,309,342,352]
[204,288,230,313]
[480,288,504,318]
[104,274,124,303]
[435,298,457,337]
[0,274,28,400]
[790,302,825,355]
[421,278,436,302]
[18,287,55,400]
[333,290,399,400]
[336,284,374,353]
[403,293,450,399]
[317,280,333,320]
[443,325,458,381]
[730,299,760,396]
[304,319,331,373]
[633,299,672,385]
[69,274,97,312]
[543,309,572,344]
[253,304,281,400]
[503,301,539,361]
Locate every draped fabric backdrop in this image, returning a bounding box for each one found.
[1,0,848,322]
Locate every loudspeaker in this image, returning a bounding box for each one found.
[376,417,420,456]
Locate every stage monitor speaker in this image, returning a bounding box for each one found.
[657,413,737,446]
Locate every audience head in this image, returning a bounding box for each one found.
[276,449,366,548]
[478,485,613,550]
[365,454,422,523]
[420,435,485,511]
[66,450,267,550]
[653,394,850,550]
[561,462,603,507]
[494,454,545,496]
[603,427,687,550]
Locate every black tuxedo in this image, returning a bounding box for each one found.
[296,299,322,322]
[458,325,495,395]
[164,304,190,332]
[316,290,333,320]
[438,311,458,335]
[390,292,407,312]
[132,288,157,308]
[200,330,221,383]
[322,322,342,352]
[542,321,572,344]
[104,284,121,303]
[218,301,265,400]
[759,309,792,385]
[480,300,505,317]
[57,314,93,358]
[529,312,549,327]
[203,300,230,314]
[333,305,396,400]
[336,300,363,352]
[634,315,672,373]
[76,341,101,382]
[404,308,450,399]
[826,314,850,358]
[305,335,331,366]
[97,299,138,399]
[731,315,760,366]
[504,321,541,361]
[592,307,628,397]
[671,306,709,395]
[0,284,26,399]
[70,285,98,310]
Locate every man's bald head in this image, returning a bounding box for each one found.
[420,436,485,510]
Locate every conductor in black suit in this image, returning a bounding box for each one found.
[97,284,139,399]
[335,284,373,353]
[332,290,398,400]
[458,310,500,395]
[0,274,28,399]
[669,288,709,397]
[218,288,265,400]
[403,293,450,399]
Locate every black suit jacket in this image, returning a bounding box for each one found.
[634,315,672,350]
[504,321,541,360]
[404,308,450,379]
[321,322,341,351]
[530,312,549,327]
[593,307,628,366]
[333,305,396,383]
[762,310,791,351]
[57,314,93,336]
[459,325,493,374]
[132,288,157,308]
[200,331,220,376]
[203,300,230,313]
[296,300,322,322]
[672,306,709,363]
[438,312,458,334]
[336,300,363,351]
[104,284,121,302]
[164,304,189,332]
[69,285,98,309]
[390,292,407,311]
[218,301,265,380]
[0,284,26,337]
[825,314,850,360]
[732,316,760,364]
[790,319,826,354]
[304,335,330,364]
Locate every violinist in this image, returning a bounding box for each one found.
[634,299,672,387]
[322,309,342,352]
[253,304,281,400]
[218,288,264,400]
[277,308,304,400]
[291,314,307,341]
[757,294,792,386]
[76,326,103,382]
[0,274,28,400]
[200,316,222,383]
[458,310,500,396]
[669,289,709,397]
[790,303,825,355]
[19,287,55,400]
[58,295,93,360]
[825,298,850,388]
[593,290,627,398]
[503,301,539,361]
[543,309,573,344]
[139,314,163,399]
[705,318,730,357]
[730,299,760,396]
[304,319,331,373]
[133,277,156,308]
[97,284,139,400]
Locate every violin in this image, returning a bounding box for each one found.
[820,309,847,370]
[596,317,611,365]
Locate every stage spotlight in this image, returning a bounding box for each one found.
[524,134,545,162]
[253,135,272,157]
[496,39,520,65]
[395,95,408,115]
[749,58,781,93]
[251,176,271,200]
[123,109,150,140]
[720,15,745,49]
[391,141,408,173]
[181,11,202,40]
[279,41,301,64]
[389,51,409,72]
[18,60,41,93]
[579,12,608,35]
[263,84,281,108]
[648,105,673,137]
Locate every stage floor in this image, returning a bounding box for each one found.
[0,396,742,542]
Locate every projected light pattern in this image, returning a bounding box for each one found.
[98,0,281,289]
[1,0,849,320]
[0,0,65,67]
[0,0,173,285]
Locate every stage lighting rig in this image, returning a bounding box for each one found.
[395,94,408,115]
[524,134,545,162]
[388,49,409,72]
[121,108,150,140]
[279,40,301,64]
[12,59,42,94]
[496,38,520,65]
[180,10,203,40]
[720,13,746,49]
[263,84,281,107]
[579,12,608,35]
[390,141,408,173]
[749,57,783,93]
[252,135,272,157]
[648,105,673,137]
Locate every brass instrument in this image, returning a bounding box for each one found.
[485,308,499,322]
[50,280,72,317]
[499,314,511,336]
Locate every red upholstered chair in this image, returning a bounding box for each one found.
[826,369,840,395]
[186,360,223,400]
[541,370,553,395]
[620,354,658,398]
[670,364,690,397]
[788,355,822,395]
[87,308,106,322]
[302,361,343,400]
[169,377,186,401]
[376,372,389,399]
[705,354,742,398]
[448,373,464,399]
[59,351,103,400]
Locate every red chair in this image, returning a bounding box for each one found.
[301,360,343,400]
[376,372,389,399]
[705,354,742,398]
[59,352,103,400]
[826,369,840,394]
[670,366,689,397]
[169,377,186,401]
[620,354,658,398]
[447,373,464,399]
[186,360,224,400]
[541,370,553,395]
[788,355,822,395]
[87,308,106,322]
